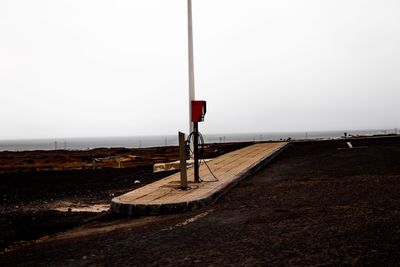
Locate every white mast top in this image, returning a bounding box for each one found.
[188,0,195,134]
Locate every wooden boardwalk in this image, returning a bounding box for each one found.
[111,142,288,215]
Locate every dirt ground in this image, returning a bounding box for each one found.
[0,142,252,251]
[1,136,400,266]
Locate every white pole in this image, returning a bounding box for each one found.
[188,0,195,134]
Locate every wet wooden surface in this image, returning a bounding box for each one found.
[111,142,288,214]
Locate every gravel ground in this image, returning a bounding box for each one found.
[1,136,400,266]
[0,142,252,251]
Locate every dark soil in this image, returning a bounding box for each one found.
[1,136,400,266]
[0,142,252,251]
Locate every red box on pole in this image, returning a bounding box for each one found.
[191,101,206,122]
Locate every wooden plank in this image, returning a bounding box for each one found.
[179,132,188,189]
[111,142,288,214]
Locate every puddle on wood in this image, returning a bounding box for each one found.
[160,181,200,190]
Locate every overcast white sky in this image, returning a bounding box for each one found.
[1,0,399,140]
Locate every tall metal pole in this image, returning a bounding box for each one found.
[188,0,195,134]
[188,0,200,182]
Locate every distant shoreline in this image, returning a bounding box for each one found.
[0,129,397,152]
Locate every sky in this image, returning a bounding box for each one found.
[1,0,399,140]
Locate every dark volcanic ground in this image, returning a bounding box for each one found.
[1,136,400,266]
[0,142,252,251]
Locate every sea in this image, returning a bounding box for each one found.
[0,129,397,152]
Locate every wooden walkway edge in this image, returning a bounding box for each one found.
[110,142,288,216]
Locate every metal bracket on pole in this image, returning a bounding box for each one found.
[179,132,188,189]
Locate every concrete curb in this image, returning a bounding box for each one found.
[111,143,289,216]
